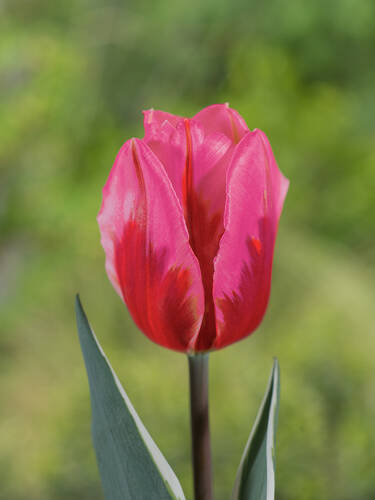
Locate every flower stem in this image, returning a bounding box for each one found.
[188,353,213,500]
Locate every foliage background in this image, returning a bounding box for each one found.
[1,1,374,499]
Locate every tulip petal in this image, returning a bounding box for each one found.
[143,109,182,141]
[143,116,233,351]
[97,138,204,352]
[143,118,186,203]
[213,130,289,349]
[179,119,232,351]
[143,110,235,211]
[193,103,249,144]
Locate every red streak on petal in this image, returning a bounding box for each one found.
[228,108,240,143]
[131,139,147,227]
[251,236,262,255]
[182,119,195,249]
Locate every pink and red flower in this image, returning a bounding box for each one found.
[98,104,289,352]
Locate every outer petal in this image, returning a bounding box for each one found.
[193,103,249,144]
[213,130,289,349]
[97,138,204,352]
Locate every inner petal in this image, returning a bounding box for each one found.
[182,119,229,351]
[143,114,234,351]
[193,103,249,144]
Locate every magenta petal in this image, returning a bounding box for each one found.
[193,103,249,143]
[97,138,204,352]
[213,130,289,349]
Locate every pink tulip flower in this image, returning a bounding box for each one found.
[98,104,289,353]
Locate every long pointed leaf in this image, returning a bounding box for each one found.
[75,295,185,500]
[232,359,280,500]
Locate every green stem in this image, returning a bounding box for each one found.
[188,354,213,500]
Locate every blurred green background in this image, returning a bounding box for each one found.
[1,0,375,499]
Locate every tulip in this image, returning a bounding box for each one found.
[98,104,289,354]
[98,104,289,500]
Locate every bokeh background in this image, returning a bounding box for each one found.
[1,0,375,499]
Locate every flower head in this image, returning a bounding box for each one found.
[98,104,289,352]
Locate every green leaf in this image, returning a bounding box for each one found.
[232,359,280,500]
[75,295,185,500]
